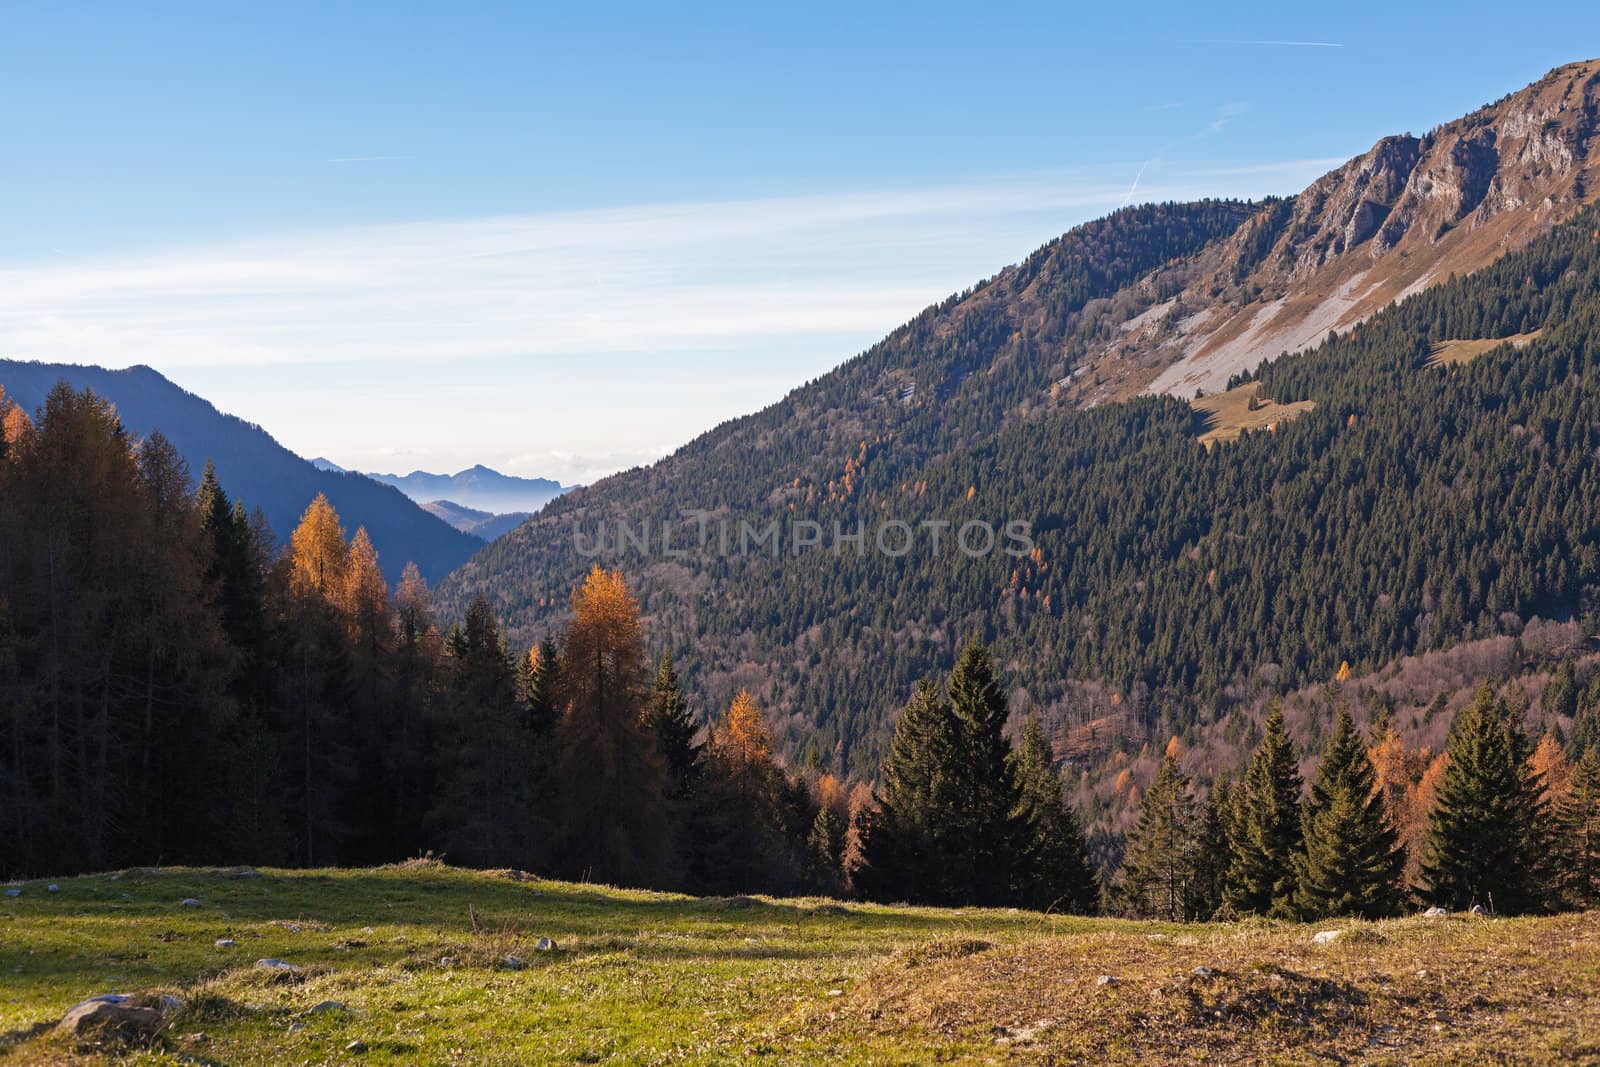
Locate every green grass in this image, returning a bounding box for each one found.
[3,865,1598,1064]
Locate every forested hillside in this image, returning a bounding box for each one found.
[443,193,1600,778]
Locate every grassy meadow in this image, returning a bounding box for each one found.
[3,864,1599,1065]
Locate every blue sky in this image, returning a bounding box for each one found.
[1,2,1593,482]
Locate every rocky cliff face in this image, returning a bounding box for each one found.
[1073,59,1600,401]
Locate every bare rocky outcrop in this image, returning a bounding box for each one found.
[1072,59,1600,401]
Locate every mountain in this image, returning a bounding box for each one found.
[370,465,570,515]
[421,499,533,541]
[310,457,347,473]
[0,362,480,585]
[437,60,1600,777]
[1079,59,1600,401]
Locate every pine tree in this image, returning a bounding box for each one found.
[1555,751,1600,909]
[522,637,560,736]
[645,652,700,801]
[1011,713,1098,913]
[1420,685,1547,914]
[428,598,530,867]
[944,641,1028,906]
[1226,705,1303,916]
[858,679,962,903]
[805,803,847,895]
[1292,709,1404,918]
[1192,771,1236,919]
[1118,752,1200,920]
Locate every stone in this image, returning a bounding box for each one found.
[215,938,235,948]
[255,958,303,974]
[501,955,524,970]
[439,956,456,967]
[1191,966,1218,979]
[535,937,557,952]
[55,993,177,1041]
[1312,929,1343,945]
[47,884,59,892]
[1423,906,1449,918]
[180,898,201,907]
[1470,904,1489,916]
[1096,975,1117,986]
[346,1039,368,1053]
[3,888,19,898]
[308,1000,345,1014]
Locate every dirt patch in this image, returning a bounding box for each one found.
[824,914,1600,1063]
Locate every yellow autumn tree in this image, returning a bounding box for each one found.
[289,493,348,602]
[716,690,772,771]
[554,566,677,887]
[342,527,390,641]
[0,386,31,448]
[1530,732,1574,810]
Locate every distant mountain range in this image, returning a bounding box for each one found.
[418,499,533,542]
[0,362,479,585]
[366,465,571,515]
[310,458,570,541]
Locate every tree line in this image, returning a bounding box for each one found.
[1114,691,1600,920]
[4,381,1598,921]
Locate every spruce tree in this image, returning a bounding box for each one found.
[1011,713,1098,913]
[945,641,1028,906]
[1226,704,1303,916]
[1118,752,1200,920]
[645,652,701,802]
[805,804,847,895]
[1192,771,1236,919]
[1420,685,1547,914]
[1555,751,1600,909]
[1292,709,1404,919]
[858,680,962,903]
[520,637,561,736]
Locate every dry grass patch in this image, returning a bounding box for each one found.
[825,912,1600,1064]
[1193,381,1317,446]
[1428,330,1543,367]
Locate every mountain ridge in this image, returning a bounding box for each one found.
[0,361,479,585]
[435,60,1600,776]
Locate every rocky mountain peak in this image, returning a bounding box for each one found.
[1075,59,1600,401]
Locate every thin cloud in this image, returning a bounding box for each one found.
[1206,39,1343,48]
[326,155,406,164]
[0,162,1338,481]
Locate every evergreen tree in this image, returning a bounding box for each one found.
[428,598,530,867]
[1555,751,1600,909]
[805,804,847,895]
[1420,685,1547,914]
[1292,709,1404,918]
[519,637,561,737]
[944,641,1028,906]
[1118,752,1201,920]
[646,652,701,802]
[1192,771,1236,919]
[1226,705,1303,916]
[1011,713,1098,913]
[857,679,962,903]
